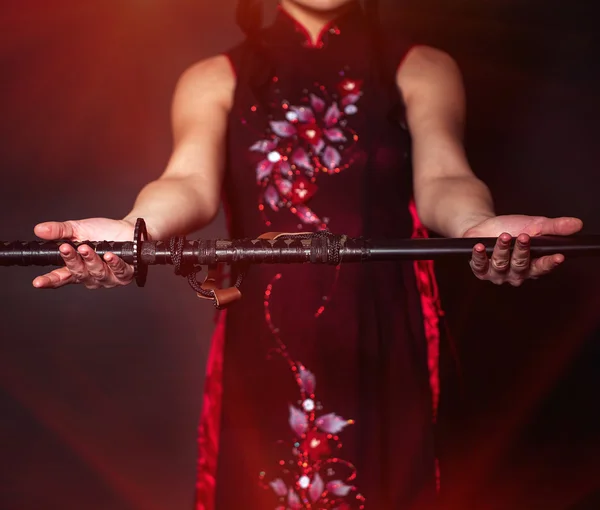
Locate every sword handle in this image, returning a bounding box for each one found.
[0,240,134,267]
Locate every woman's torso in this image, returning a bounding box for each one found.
[211,4,437,508]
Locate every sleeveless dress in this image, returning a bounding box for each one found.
[195,4,443,509]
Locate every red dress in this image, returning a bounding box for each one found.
[196,4,442,509]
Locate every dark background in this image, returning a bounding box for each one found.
[0,1,598,509]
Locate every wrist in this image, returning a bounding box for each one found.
[456,212,496,238]
[122,214,161,240]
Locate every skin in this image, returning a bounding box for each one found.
[33,0,583,291]
[279,0,357,42]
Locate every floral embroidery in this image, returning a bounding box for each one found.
[259,363,365,509]
[250,78,364,228]
[260,274,366,509]
[251,76,368,508]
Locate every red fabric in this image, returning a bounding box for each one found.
[409,199,443,421]
[194,310,227,510]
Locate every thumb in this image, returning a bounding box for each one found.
[34,221,77,240]
[539,217,584,236]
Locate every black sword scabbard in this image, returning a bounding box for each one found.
[2,236,600,267]
[2,218,600,269]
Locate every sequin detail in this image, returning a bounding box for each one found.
[250,79,363,227]
[260,274,366,509]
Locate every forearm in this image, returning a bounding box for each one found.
[123,176,218,239]
[415,175,496,238]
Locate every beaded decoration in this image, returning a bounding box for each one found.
[259,274,366,509]
[250,77,363,228]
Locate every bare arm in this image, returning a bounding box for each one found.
[397,46,495,238]
[123,55,235,239]
[398,47,582,286]
[32,55,234,289]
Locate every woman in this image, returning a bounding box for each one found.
[32,0,582,508]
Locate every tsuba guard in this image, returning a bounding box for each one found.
[133,218,149,287]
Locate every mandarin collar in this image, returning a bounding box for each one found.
[269,2,366,50]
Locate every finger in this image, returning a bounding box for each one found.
[34,221,77,240]
[509,233,531,275]
[469,243,489,278]
[78,245,110,282]
[60,243,87,282]
[32,267,74,289]
[104,253,134,282]
[530,253,564,278]
[490,233,512,274]
[537,217,583,236]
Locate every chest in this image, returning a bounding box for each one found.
[224,46,412,234]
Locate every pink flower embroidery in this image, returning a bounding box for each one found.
[250,78,363,227]
[259,360,364,509]
[254,78,368,506]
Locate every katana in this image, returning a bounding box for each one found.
[2,219,599,307]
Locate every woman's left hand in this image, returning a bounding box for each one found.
[462,215,583,286]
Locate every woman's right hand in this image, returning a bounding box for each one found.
[32,218,137,289]
[29,55,235,291]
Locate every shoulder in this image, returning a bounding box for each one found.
[174,54,236,112]
[401,45,459,70]
[396,45,463,102]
